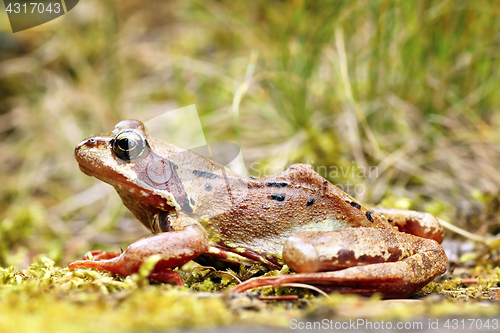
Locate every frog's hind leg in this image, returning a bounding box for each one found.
[232,227,447,298]
[371,207,445,243]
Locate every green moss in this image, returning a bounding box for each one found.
[419,282,444,294]
[442,279,463,290]
[0,258,296,332]
[1,257,500,332]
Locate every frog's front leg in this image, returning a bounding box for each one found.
[233,228,447,298]
[69,215,208,285]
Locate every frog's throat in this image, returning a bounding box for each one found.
[115,187,179,233]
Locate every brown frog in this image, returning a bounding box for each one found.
[69,120,448,297]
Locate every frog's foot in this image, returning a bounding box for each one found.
[69,258,184,285]
[81,250,121,261]
[69,221,208,284]
[233,227,448,298]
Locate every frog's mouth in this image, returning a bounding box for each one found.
[76,135,140,190]
[78,164,94,177]
[78,163,115,187]
[77,161,131,190]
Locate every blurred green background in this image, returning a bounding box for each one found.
[1,0,500,268]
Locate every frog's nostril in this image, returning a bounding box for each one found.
[86,138,99,147]
[74,137,104,162]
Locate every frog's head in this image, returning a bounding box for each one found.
[75,120,150,181]
[75,120,189,232]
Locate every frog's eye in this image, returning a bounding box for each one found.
[111,130,148,161]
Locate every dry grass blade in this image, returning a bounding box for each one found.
[438,218,489,244]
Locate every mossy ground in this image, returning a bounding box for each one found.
[2,0,500,331]
[0,257,499,332]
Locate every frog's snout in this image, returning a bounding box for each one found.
[74,140,87,163]
[74,136,112,174]
[74,141,94,176]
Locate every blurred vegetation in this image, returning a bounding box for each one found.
[1,0,500,329]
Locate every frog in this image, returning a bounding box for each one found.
[69,120,448,297]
